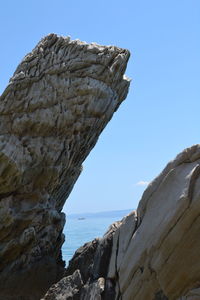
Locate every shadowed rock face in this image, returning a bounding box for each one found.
[44,145,200,300]
[0,34,130,300]
[42,221,121,300]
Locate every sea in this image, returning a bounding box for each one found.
[62,209,133,265]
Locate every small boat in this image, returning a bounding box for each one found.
[78,217,85,220]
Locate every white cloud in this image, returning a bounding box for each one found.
[136,181,150,186]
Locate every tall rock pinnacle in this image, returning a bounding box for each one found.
[0,34,130,300]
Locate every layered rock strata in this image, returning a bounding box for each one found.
[44,145,200,300]
[0,34,130,300]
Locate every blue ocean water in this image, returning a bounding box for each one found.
[62,209,132,265]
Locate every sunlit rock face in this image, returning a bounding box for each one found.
[110,144,200,300]
[44,145,200,300]
[107,145,200,300]
[0,34,130,300]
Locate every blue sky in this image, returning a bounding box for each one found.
[0,1,199,213]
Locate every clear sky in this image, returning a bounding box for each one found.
[0,0,199,213]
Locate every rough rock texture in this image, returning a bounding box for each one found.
[179,288,200,300]
[108,144,200,299]
[42,221,121,300]
[0,34,130,300]
[44,145,200,299]
[41,269,84,300]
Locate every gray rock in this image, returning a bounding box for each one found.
[41,269,83,300]
[178,287,200,299]
[42,221,121,299]
[107,144,200,300]
[65,238,100,283]
[80,277,105,300]
[45,145,200,300]
[0,34,130,300]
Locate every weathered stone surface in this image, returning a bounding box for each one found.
[45,145,200,300]
[0,33,130,299]
[42,221,121,299]
[178,287,200,299]
[80,277,105,300]
[41,269,83,300]
[65,238,100,283]
[107,144,200,300]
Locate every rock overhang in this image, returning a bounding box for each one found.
[0,33,130,300]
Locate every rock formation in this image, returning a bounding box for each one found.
[43,144,200,300]
[42,222,121,300]
[0,34,130,300]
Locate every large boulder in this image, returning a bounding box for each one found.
[44,145,200,299]
[0,34,130,299]
[109,144,200,300]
